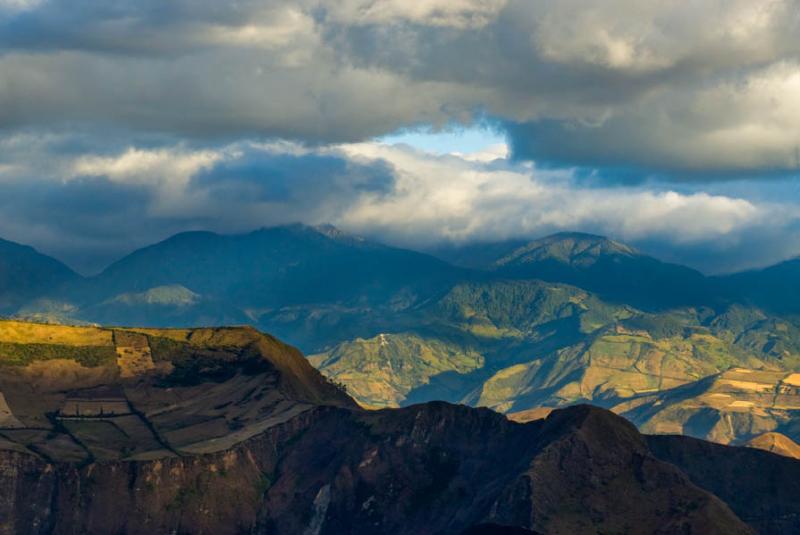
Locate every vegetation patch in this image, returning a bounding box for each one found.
[148,335,271,386]
[0,320,112,346]
[0,341,117,367]
[310,333,484,407]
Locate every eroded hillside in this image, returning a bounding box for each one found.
[2,319,794,534]
[0,320,352,462]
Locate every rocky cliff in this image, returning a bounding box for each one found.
[0,320,794,534]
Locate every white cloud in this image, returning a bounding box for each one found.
[335,143,771,247]
[0,134,798,273]
[0,0,40,11]
[71,147,223,185]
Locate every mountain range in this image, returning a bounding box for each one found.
[0,238,78,313]
[4,225,800,447]
[1,319,799,534]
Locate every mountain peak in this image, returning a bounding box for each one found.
[744,432,800,459]
[312,223,368,245]
[0,236,35,253]
[495,232,638,269]
[487,231,710,310]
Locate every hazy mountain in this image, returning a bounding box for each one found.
[40,224,472,347]
[1,319,792,534]
[0,238,78,313]
[715,257,800,315]
[430,238,529,270]
[488,232,716,310]
[71,224,466,308]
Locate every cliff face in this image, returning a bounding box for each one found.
[0,410,308,534]
[1,404,752,535]
[648,434,800,535]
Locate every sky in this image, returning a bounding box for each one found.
[0,0,799,274]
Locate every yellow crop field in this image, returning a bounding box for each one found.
[0,320,113,346]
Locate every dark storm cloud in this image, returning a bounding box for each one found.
[0,140,399,272]
[192,149,394,203]
[0,175,160,272]
[1,0,799,174]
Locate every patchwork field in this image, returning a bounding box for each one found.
[0,320,352,462]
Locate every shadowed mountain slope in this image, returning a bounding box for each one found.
[489,233,715,310]
[714,257,800,315]
[648,434,800,534]
[614,368,800,445]
[1,320,790,534]
[26,224,474,349]
[70,224,466,308]
[0,239,78,314]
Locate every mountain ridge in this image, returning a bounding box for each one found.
[0,238,79,314]
[487,232,714,310]
[6,226,800,448]
[0,319,787,534]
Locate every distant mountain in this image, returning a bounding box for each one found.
[41,224,471,347]
[0,238,78,313]
[745,432,800,459]
[489,232,715,310]
[309,274,800,448]
[0,319,783,534]
[308,332,485,408]
[71,224,465,308]
[430,238,529,270]
[468,321,766,414]
[311,279,632,408]
[715,257,800,315]
[495,232,638,265]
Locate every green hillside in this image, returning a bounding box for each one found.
[308,333,484,408]
[312,277,800,447]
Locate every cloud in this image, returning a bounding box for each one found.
[321,0,506,28]
[335,143,777,250]
[1,1,800,273]
[505,62,800,174]
[0,138,396,272]
[0,0,798,174]
[0,135,798,274]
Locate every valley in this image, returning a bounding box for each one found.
[4,226,800,448]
